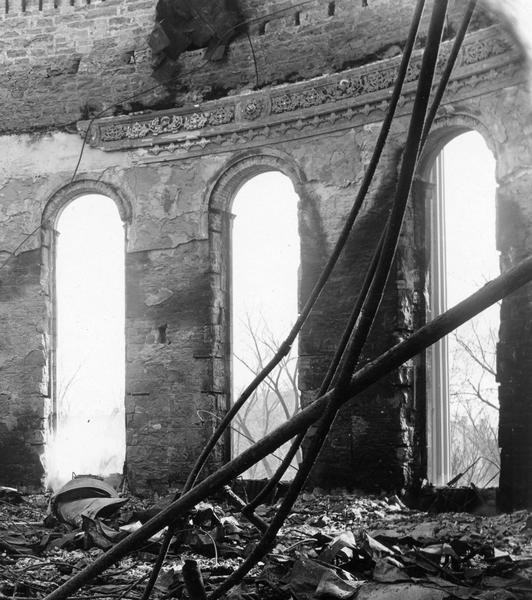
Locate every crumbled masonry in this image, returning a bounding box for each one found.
[1,488,532,600]
[1,2,532,599]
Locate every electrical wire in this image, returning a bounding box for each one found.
[420,0,477,149]
[1,1,316,267]
[142,0,424,600]
[68,0,319,182]
[246,31,260,87]
[0,225,43,274]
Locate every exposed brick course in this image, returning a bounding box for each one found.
[1,0,496,133]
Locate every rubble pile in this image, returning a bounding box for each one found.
[1,482,531,600]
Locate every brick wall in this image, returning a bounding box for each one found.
[1,0,156,133]
[0,0,495,133]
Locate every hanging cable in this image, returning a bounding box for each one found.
[0,225,42,274]
[245,229,385,512]
[209,3,449,597]
[239,0,428,514]
[68,0,319,182]
[182,0,428,495]
[420,0,477,149]
[139,4,428,598]
[42,253,532,600]
[246,31,260,87]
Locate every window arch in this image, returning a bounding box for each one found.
[42,180,132,227]
[208,152,305,476]
[42,181,131,490]
[419,125,499,487]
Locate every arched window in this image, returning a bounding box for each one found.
[231,171,300,479]
[428,131,499,487]
[46,194,126,489]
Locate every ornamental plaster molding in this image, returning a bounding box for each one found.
[78,26,522,160]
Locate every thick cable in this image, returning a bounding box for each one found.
[76,3,458,599]
[42,250,532,600]
[245,429,304,511]
[140,5,426,596]
[240,0,427,515]
[420,0,478,150]
[209,2,449,597]
[315,0,479,394]
[210,2,449,596]
[183,0,428,496]
[245,229,385,512]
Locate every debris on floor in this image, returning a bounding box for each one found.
[1,484,531,600]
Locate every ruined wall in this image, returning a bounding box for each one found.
[493,86,532,510]
[0,0,494,133]
[414,82,532,510]
[1,0,531,503]
[0,135,231,491]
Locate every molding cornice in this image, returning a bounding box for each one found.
[78,26,523,161]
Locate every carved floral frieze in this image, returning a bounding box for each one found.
[139,64,515,159]
[98,106,234,142]
[79,27,520,156]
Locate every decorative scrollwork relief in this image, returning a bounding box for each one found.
[462,35,511,66]
[100,107,235,142]
[242,99,264,120]
[82,27,519,152]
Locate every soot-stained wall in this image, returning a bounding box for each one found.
[1,0,493,133]
[1,0,531,507]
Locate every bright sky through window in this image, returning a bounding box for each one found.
[232,172,300,394]
[444,131,499,306]
[231,172,300,478]
[443,131,500,487]
[46,194,125,490]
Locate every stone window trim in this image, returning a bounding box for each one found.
[40,179,133,437]
[207,149,307,214]
[416,116,497,182]
[41,180,133,230]
[206,149,306,462]
[415,114,498,486]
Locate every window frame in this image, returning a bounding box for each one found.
[418,122,499,486]
[41,180,131,451]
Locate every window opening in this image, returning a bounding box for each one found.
[46,194,126,490]
[231,172,300,479]
[428,131,499,487]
